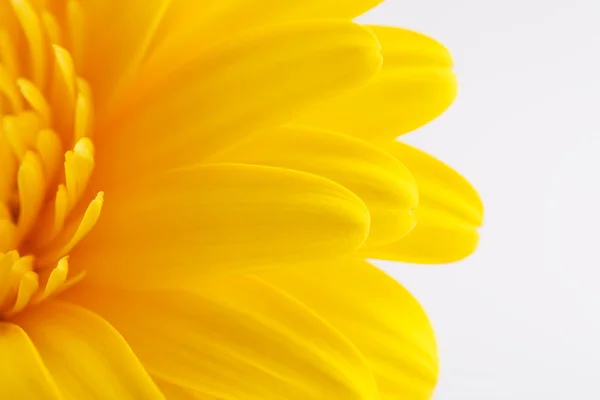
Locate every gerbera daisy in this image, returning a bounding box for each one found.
[0,0,483,399]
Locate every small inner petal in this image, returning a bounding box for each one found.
[0,0,100,319]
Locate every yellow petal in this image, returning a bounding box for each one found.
[0,322,62,399]
[145,0,383,78]
[15,301,164,400]
[0,129,17,203]
[217,125,417,246]
[363,141,483,264]
[76,0,171,112]
[154,379,207,400]
[296,26,457,141]
[63,277,379,400]
[96,21,381,185]
[253,259,438,400]
[71,163,370,289]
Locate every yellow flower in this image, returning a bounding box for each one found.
[0,0,483,399]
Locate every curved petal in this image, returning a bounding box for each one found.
[216,125,418,247]
[0,322,63,399]
[15,301,163,400]
[295,26,457,141]
[71,163,370,289]
[145,0,384,74]
[363,141,483,264]
[62,276,380,400]
[95,20,382,185]
[366,206,480,264]
[252,259,438,400]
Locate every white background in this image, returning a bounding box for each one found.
[360,1,600,398]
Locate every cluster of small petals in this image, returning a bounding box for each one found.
[0,0,101,318]
[0,251,84,316]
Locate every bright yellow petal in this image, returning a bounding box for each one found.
[363,141,483,264]
[146,0,383,73]
[295,26,456,141]
[216,125,417,247]
[0,322,63,399]
[96,21,381,185]
[15,301,164,400]
[253,259,438,400]
[62,277,379,400]
[71,163,369,289]
[77,0,171,112]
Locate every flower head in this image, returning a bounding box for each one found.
[0,0,483,399]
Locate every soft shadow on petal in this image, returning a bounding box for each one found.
[71,163,370,289]
[15,301,164,400]
[363,141,483,264]
[296,26,456,142]
[62,276,379,400]
[252,259,439,400]
[216,125,417,247]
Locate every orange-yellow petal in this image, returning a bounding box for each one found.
[363,141,483,263]
[71,163,370,289]
[0,322,62,399]
[296,26,456,141]
[217,125,417,246]
[76,0,171,112]
[95,21,382,185]
[62,277,379,400]
[154,379,206,400]
[253,259,438,400]
[16,301,164,400]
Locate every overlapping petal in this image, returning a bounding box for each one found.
[0,322,62,399]
[15,301,163,399]
[363,141,483,263]
[253,259,438,400]
[71,163,370,288]
[94,21,382,185]
[216,126,417,247]
[0,2,483,400]
[296,26,457,141]
[145,0,384,75]
[62,277,380,400]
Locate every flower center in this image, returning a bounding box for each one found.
[0,0,102,318]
